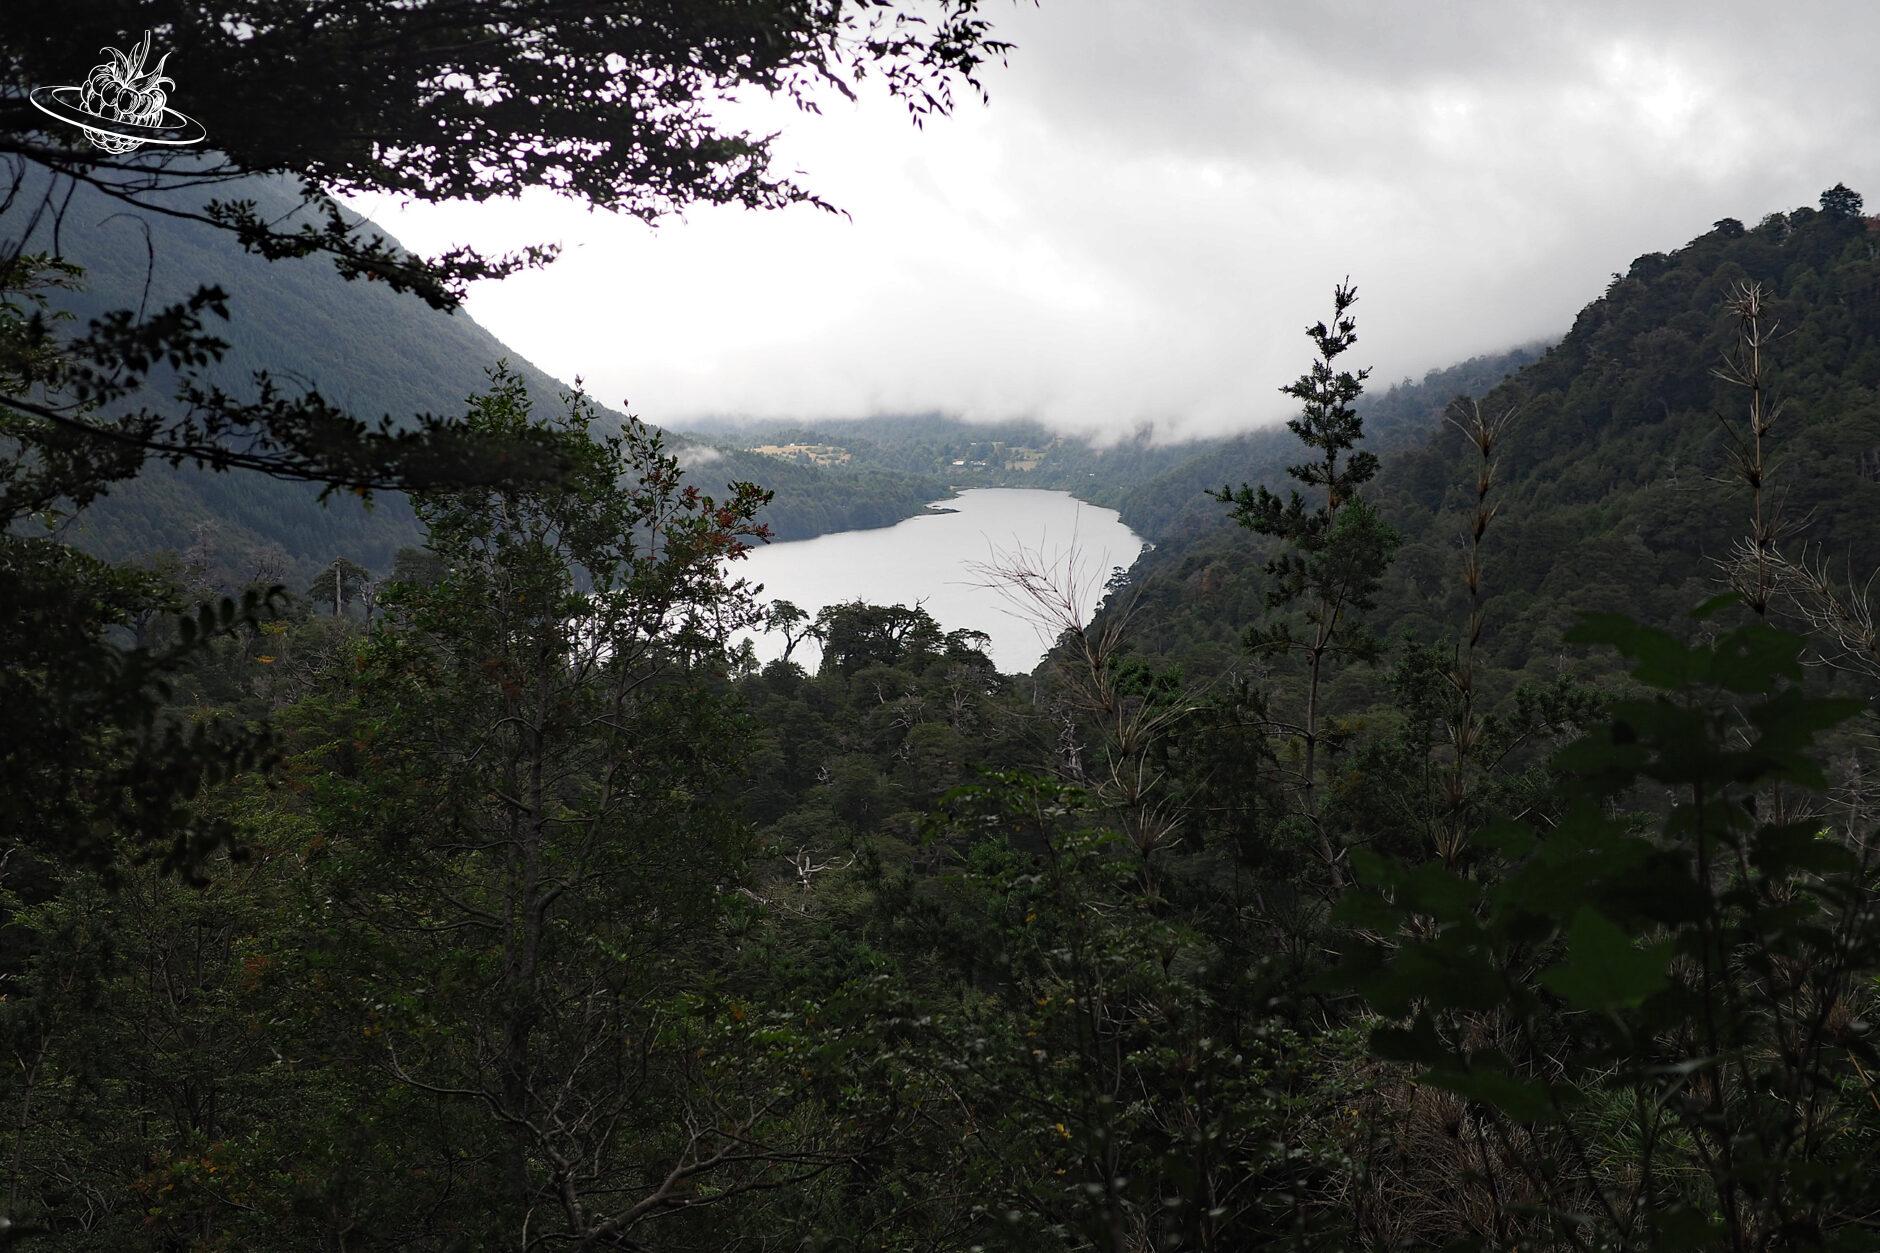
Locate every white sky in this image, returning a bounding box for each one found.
[341,1,1880,442]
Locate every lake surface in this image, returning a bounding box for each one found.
[735,488,1146,674]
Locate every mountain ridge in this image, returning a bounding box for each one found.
[3,168,954,581]
[1104,189,1880,683]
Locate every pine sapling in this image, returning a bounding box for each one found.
[1211,281,1398,889]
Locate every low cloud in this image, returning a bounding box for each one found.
[347,1,1880,440]
[675,443,724,467]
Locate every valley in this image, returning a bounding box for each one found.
[7,6,1880,1249]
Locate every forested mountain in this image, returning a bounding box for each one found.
[1095,345,1548,541]
[680,348,1544,543]
[678,410,1215,500]
[1110,196,1880,680]
[37,185,1870,1250]
[2,165,582,579]
[2,168,950,579]
[13,2,1880,1243]
[9,163,1535,587]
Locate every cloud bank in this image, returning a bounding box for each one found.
[343,1,1880,440]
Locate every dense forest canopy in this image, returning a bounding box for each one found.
[8,4,1880,1250]
[1111,194,1880,683]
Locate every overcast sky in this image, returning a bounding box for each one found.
[342,1,1880,443]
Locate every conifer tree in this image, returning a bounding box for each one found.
[1211,282,1399,887]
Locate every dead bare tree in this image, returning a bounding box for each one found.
[1436,398,1518,868]
[1708,282,1845,840]
[1713,280,1798,617]
[1770,544,1880,683]
[968,537,1197,874]
[789,846,854,891]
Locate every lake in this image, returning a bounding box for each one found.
[735,488,1146,674]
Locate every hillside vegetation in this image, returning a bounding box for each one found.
[1,167,952,578]
[1112,198,1880,681]
[13,59,1880,1239]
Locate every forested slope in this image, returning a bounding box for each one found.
[1099,345,1546,542]
[3,165,581,579]
[678,350,1545,543]
[16,158,1880,1245]
[2,168,949,579]
[15,0,1880,1235]
[1112,194,1880,680]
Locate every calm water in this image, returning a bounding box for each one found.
[734,488,1146,674]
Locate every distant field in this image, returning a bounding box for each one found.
[749,442,853,466]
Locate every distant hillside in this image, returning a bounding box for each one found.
[1110,190,1880,682]
[3,166,952,582]
[676,411,1138,486]
[675,351,1546,543]
[2,165,588,581]
[1093,346,1547,542]
[2,157,1560,604]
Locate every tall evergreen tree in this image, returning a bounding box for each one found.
[1210,282,1399,887]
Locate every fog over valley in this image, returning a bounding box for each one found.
[10,5,1880,1248]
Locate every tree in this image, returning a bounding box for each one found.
[290,371,843,1247]
[972,537,1195,872]
[815,600,945,674]
[867,769,1342,1250]
[1209,282,1399,889]
[765,597,822,665]
[1820,182,1866,220]
[0,1,1016,490]
[1340,607,1880,1248]
[4,3,1014,303]
[0,0,1020,879]
[305,556,371,617]
[387,544,447,590]
[0,252,277,878]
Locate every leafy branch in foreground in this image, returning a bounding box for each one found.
[1339,602,1879,1250]
[1,252,287,879]
[0,2,1024,889]
[3,2,1018,307]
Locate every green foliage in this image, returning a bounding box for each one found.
[12,106,1880,1252]
[1822,183,1866,220]
[862,770,1347,1249]
[1113,190,1880,690]
[1340,606,1880,1248]
[304,555,371,615]
[1209,282,1401,887]
[0,252,285,881]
